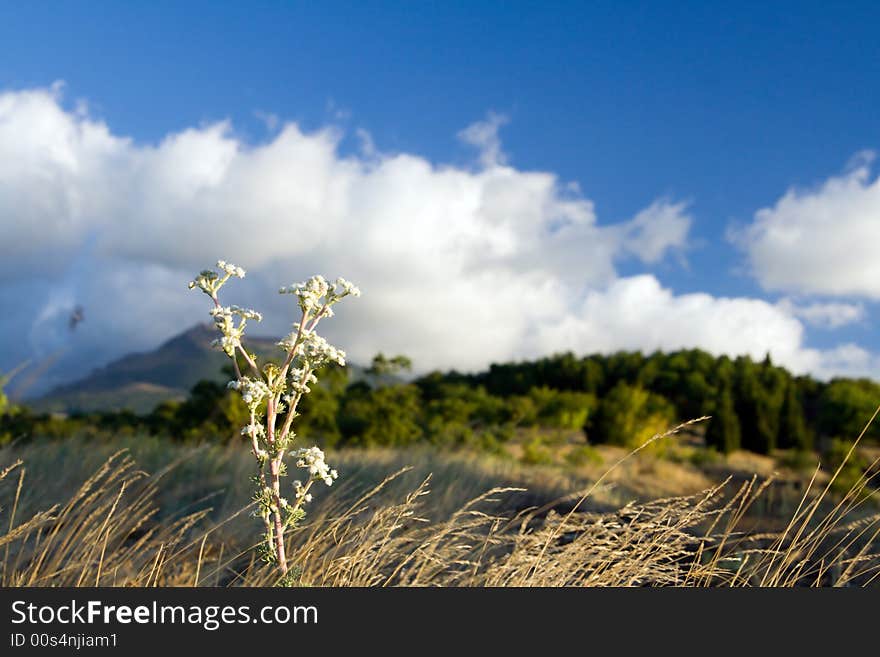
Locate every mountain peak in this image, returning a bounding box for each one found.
[34,324,279,414]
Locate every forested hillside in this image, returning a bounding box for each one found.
[5,348,879,457]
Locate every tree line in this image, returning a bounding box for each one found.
[2,349,879,456]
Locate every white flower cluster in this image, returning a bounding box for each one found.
[229,377,271,409]
[209,307,244,356]
[279,275,361,315]
[188,260,246,296]
[276,331,298,352]
[287,367,318,394]
[293,446,338,487]
[240,423,266,439]
[301,331,346,367]
[188,269,219,294]
[217,260,246,279]
[210,305,262,323]
[229,305,262,321]
[209,305,261,356]
[280,275,329,314]
[292,480,313,503]
[212,335,240,356]
[335,277,361,298]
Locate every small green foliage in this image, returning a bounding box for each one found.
[778,449,817,472]
[565,444,603,467]
[686,446,723,467]
[824,437,872,496]
[276,566,304,588]
[521,435,554,466]
[0,362,27,417]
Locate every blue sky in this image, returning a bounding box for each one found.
[2,1,880,394]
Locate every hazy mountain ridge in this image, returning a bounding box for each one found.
[33,324,284,414]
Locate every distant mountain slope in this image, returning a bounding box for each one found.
[33,324,282,414]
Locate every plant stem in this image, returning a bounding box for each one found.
[265,401,288,575]
[269,457,288,574]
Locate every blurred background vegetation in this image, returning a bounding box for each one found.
[3,341,880,586]
[4,344,880,480]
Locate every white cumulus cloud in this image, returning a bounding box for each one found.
[736,153,880,298]
[457,111,509,168]
[0,84,875,392]
[530,275,829,375]
[776,299,865,330]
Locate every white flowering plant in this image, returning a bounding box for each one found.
[189,260,359,584]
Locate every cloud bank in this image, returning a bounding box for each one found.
[0,85,874,393]
[777,299,865,330]
[737,153,880,299]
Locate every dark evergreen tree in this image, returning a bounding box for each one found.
[705,382,741,454]
[758,358,787,449]
[734,356,778,454]
[778,381,812,451]
[733,357,761,452]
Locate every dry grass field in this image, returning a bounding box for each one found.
[2,417,879,587]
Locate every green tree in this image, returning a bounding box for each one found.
[778,381,811,451]
[528,387,596,432]
[590,382,675,447]
[734,356,778,454]
[758,357,788,445]
[366,353,413,377]
[818,379,880,442]
[424,396,477,446]
[502,394,538,427]
[705,382,741,454]
[337,383,424,447]
[158,379,250,440]
[296,363,349,446]
[650,350,716,419]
